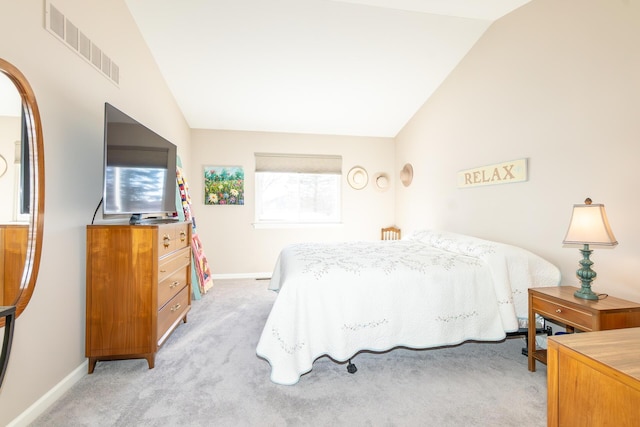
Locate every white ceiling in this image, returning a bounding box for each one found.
[125,0,531,137]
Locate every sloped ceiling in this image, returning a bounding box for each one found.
[125,0,531,137]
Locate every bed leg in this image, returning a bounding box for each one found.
[347,359,357,374]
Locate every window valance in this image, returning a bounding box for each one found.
[255,153,342,174]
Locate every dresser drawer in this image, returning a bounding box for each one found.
[157,286,189,342]
[533,298,593,330]
[174,223,190,248]
[158,246,190,282]
[158,266,189,307]
[158,222,190,256]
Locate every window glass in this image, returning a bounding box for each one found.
[255,172,340,224]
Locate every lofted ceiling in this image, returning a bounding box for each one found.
[125,0,531,137]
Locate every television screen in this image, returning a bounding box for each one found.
[102,103,177,219]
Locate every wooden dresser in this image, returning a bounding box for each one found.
[0,224,28,305]
[86,222,192,373]
[547,327,640,426]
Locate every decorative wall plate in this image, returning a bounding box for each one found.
[400,163,413,187]
[347,166,368,190]
[374,172,390,191]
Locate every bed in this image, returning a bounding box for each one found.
[256,230,561,385]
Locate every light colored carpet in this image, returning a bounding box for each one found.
[32,279,548,426]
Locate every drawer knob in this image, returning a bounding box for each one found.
[163,235,171,248]
[180,231,187,241]
[556,309,562,313]
[170,281,179,289]
[171,303,181,312]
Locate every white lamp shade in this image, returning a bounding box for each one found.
[563,203,618,246]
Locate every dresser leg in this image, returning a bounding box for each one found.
[88,358,97,374]
[145,354,155,369]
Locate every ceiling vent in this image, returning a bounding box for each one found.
[44,1,119,86]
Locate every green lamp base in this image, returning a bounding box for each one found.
[574,287,599,300]
[573,244,599,301]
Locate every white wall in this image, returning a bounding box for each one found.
[189,129,396,275]
[0,0,190,424]
[395,0,640,301]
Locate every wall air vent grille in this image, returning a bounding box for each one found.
[49,3,64,38]
[79,32,91,61]
[65,19,78,49]
[111,63,120,85]
[44,0,119,87]
[91,43,102,69]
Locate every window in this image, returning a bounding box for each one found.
[255,153,342,225]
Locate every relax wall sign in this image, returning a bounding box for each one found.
[457,158,528,188]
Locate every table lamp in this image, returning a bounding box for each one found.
[562,198,618,300]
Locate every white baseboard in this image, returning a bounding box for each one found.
[8,360,88,427]
[212,273,272,280]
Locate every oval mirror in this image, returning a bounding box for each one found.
[0,58,44,327]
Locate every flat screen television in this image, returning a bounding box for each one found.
[102,103,177,224]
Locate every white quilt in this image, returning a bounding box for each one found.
[256,230,560,385]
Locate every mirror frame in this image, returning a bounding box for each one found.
[0,58,44,327]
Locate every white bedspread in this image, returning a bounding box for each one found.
[256,230,560,385]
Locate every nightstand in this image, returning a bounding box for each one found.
[528,286,640,372]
